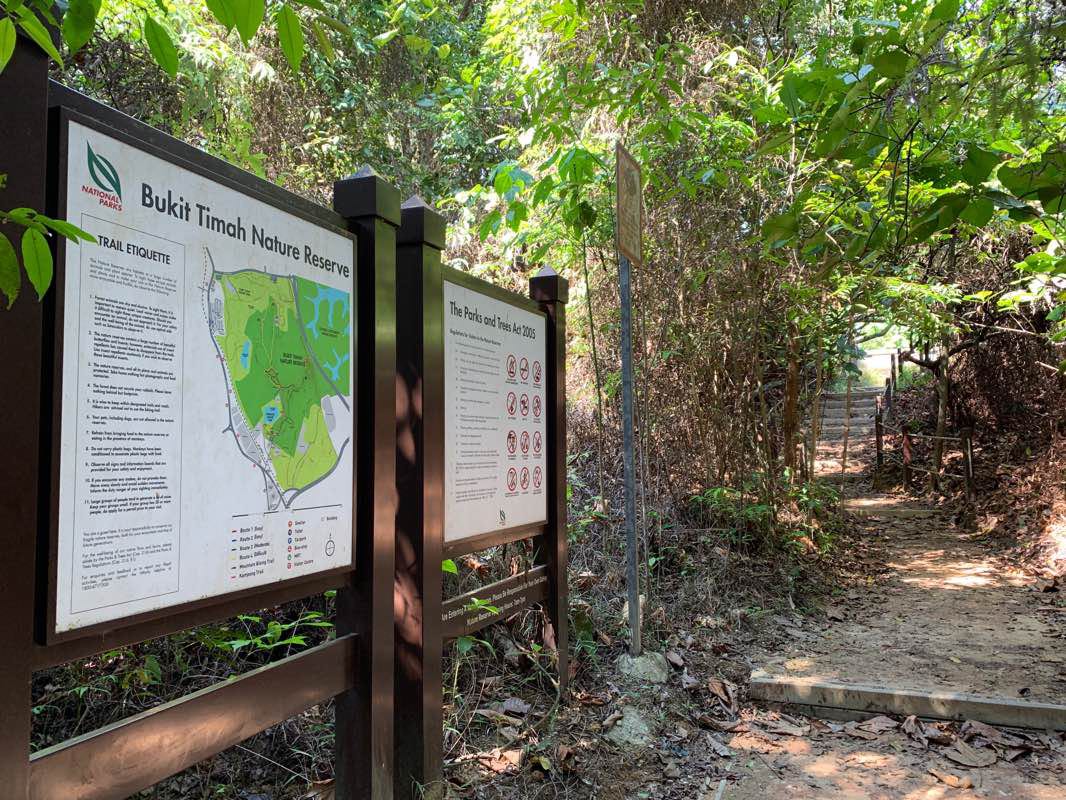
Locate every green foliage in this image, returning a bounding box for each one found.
[144,14,180,77]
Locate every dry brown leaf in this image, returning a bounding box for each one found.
[573,689,610,706]
[602,710,623,730]
[707,678,739,715]
[476,747,524,774]
[665,650,685,669]
[706,733,734,758]
[475,709,523,726]
[928,769,974,789]
[681,670,700,690]
[902,715,927,746]
[762,718,810,737]
[857,715,899,734]
[960,719,1024,747]
[944,739,997,768]
[845,721,880,741]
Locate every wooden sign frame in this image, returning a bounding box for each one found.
[393,197,569,799]
[1,52,396,800]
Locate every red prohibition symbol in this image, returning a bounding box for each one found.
[520,466,530,491]
[506,467,518,492]
[533,360,542,383]
[533,430,542,454]
[506,354,517,378]
[506,429,517,454]
[506,391,517,415]
[519,357,529,380]
[519,393,529,416]
[532,394,542,418]
[520,430,530,454]
[532,465,543,489]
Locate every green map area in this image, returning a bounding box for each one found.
[212,270,351,494]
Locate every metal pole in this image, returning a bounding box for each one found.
[620,253,640,656]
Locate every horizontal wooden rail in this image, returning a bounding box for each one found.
[443,566,549,640]
[441,524,546,561]
[29,634,358,800]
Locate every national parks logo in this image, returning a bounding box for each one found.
[82,142,123,211]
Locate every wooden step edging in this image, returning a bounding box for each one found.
[749,673,1066,731]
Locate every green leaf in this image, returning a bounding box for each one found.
[763,212,799,248]
[871,49,910,78]
[310,19,335,63]
[143,15,179,78]
[403,34,430,54]
[21,228,53,300]
[0,18,15,75]
[205,0,236,31]
[441,559,457,575]
[929,0,960,23]
[959,197,994,227]
[36,215,97,243]
[1037,185,1066,215]
[961,145,998,186]
[232,0,266,45]
[62,0,101,54]
[0,232,19,308]
[17,8,63,66]
[296,0,327,11]
[372,27,399,47]
[276,5,304,71]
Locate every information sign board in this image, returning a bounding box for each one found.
[443,280,547,541]
[54,117,356,633]
[616,142,643,265]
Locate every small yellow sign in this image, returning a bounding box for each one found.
[615,142,642,265]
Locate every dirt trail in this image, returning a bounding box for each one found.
[722,420,1066,799]
[758,491,1065,703]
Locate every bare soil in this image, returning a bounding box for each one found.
[755,491,1066,703]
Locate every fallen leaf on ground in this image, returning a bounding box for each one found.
[826,605,846,622]
[706,733,734,758]
[573,690,610,706]
[476,748,524,773]
[960,719,1024,747]
[666,650,685,669]
[857,715,899,734]
[845,721,881,741]
[761,718,810,737]
[928,769,974,789]
[474,709,524,726]
[681,670,700,690]
[707,678,739,715]
[944,739,997,768]
[501,697,532,716]
[602,710,623,730]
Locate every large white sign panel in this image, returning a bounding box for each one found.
[55,120,355,632]
[444,281,548,542]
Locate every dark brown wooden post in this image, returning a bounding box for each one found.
[333,167,400,800]
[902,430,913,489]
[961,426,975,503]
[393,195,446,800]
[530,267,569,699]
[0,39,50,800]
[890,353,897,397]
[875,399,884,469]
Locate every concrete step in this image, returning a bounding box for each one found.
[750,672,1066,731]
[823,390,883,402]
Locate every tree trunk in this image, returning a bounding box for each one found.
[782,324,800,476]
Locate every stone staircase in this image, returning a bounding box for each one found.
[807,387,881,478]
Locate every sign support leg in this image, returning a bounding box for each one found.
[393,195,447,800]
[333,168,400,800]
[531,267,570,697]
[0,40,50,800]
[618,254,640,655]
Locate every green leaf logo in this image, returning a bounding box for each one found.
[87,142,122,200]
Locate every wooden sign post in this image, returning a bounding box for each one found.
[615,142,642,656]
[1,51,395,799]
[393,197,568,798]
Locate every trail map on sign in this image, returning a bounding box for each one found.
[54,119,355,634]
[207,253,352,510]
